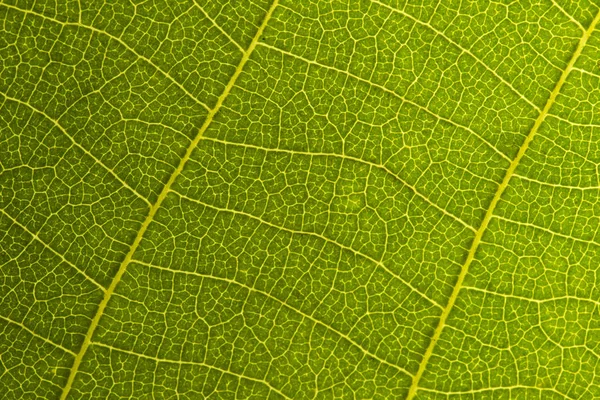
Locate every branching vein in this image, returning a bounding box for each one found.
[405,9,600,399]
[58,1,280,398]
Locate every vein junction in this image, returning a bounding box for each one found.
[58,2,280,398]
[405,9,600,399]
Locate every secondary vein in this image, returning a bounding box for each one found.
[405,9,600,400]
[58,1,280,398]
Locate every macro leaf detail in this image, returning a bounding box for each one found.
[1,0,600,399]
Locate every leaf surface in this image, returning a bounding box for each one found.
[1,0,600,398]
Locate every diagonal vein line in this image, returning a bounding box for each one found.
[464,285,600,309]
[133,259,415,378]
[58,2,280,398]
[547,0,585,32]
[492,214,600,248]
[191,0,244,53]
[405,9,600,400]
[91,341,293,399]
[258,42,512,163]
[203,133,478,232]
[0,208,106,292]
[419,385,575,399]
[0,93,152,208]
[171,190,444,310]
[0,2,211,112]
[369,0,542,111]
[0,315,77,356]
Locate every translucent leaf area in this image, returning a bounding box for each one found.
[2,0,600,398]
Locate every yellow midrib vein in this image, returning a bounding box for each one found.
[59,1,279,398]
[405,10,600,400]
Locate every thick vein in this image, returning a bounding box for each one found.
[258,42,512,163]
[0,3,211,112]
[106,100,499,208]
[58,2,280,398]
[202,136,477,232]
[0,315,76,356]
[172,189,444,310]
[90,342,292,399]
[405,10,600,399]
[0,93,152,207]
[0,208,105,291]
[125,112,486,230]
[370,0,542,111]
[133,259,415,378]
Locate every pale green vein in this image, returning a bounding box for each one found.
[76,0,81,23]
[419,385,574,399]
[0,2,211,112]
[492,214,600,248]
[0,93,152,208]
[0,208,105,292]
[171,189,444,310]
[370,0,544,111]
[464,285,600,309]
[90,341,292,399]
[549,113,600,128]
[444,325,509,352]
[191,0,244,53]
[514,173,600,191]
[222,82,502,191]
[537,329,600,361]
[526,130,600,168]
[131,259,415,378]
[0,315,76,356]
[548,0,585,31]
[258,42,512,163]
[574,66,600,79]
[405,9,600,399]
[202,136,478,232]
[58,2,280,398]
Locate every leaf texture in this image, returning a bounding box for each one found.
[1,0,600,398]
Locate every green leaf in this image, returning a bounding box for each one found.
[2,0,600,398]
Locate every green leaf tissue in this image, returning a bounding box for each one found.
[1,0,600,398]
